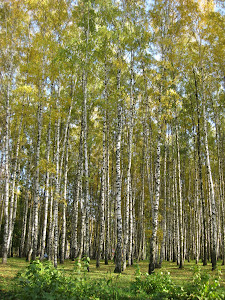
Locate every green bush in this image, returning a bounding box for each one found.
[12,260,225,300]
[185,266,225,300]
[132,264,225,300]
[132,265,185,299]
[14,259,121,300]
[15,260,85,300]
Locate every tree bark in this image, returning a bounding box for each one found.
[40,119,51,261]
[2,86,10,264]
[202,99,217,270]
[123,49,134,270]
[193,69,207,266]
[31,103,42,261]
[71,126,83,260]
[114,63,123,273]
[53,110,60,268]
[149,134,161,274]
[176,121,184,269]
[60,132,69,264]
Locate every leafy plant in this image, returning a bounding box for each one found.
[185,266,225,300]
[132,270,185,299]
[13,259,121,300]
[12,260,225,300]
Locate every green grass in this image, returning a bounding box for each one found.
[0,258,225,297]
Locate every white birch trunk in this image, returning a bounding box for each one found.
[83,70,90,257]
[149,135,161,274]
[96,74,107,267]
[160,141,167,265]
[31,103,42,261]
[47,177,54,261]
[202,101,217,270]
[7,115,23,252]
[53,113,60,267]
[20,189,29,257]
[176,122,184,269]
[193,69,207,265]
[2,86,10,264]
[123,49,134,270]
[114,64,123,273]
[60,132,69,264]
[71,127,83,260]
[40,120,51,261]
[105,82,110,265]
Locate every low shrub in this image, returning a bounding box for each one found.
[132,264,185,299]
[185,266,225,300]
[14,260,85,300]
[132,264,225,300]
[13,259,122,300]
[11,260,225,300]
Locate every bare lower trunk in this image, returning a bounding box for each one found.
[105,92,110,265]
[176,122,184,269]
[203,101,217,270]
[20,190,29,257]
[96,108,106,268]
[53,115,60,268]
[71,127,83,260]
[160,141,167,266]
[114,66,123,274]
[193,69,207,266]
[83,70,90,257]
[31,103,42,261]
[123,50,134,270]
[2,87,10,264]
[7,115,23,253]
[40,120,51,260]
[60,134,69,264]
[149,135,161,274]
[47,178,54,260]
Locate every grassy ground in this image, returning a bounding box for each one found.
[0,257,225,296]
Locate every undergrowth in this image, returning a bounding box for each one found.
[5,259,225,300]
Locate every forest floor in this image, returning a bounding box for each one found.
[0,258,225,297]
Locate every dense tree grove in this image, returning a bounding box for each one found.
[0,0,224,273]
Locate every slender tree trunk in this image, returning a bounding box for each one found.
[193,69,207,266]
[96,78,107,267]
[166,150,172,262]
[20,189,29,257]
[138,145,145,262]
[40,120,51,260]
[172,153,178,263]
[83,70,90,257]
[176,121,184,269]
[79,188,85,259]
[202,100,217,270]
[9,163,20,256]
[47,177,54,260]
[60,133,69,264]
[128,179,133,266]
[7,115,23,253]
[149,134,161,274]
[59,100,73,186]
[26,200,34,261]
[71,127,83,260]
[212,100,225,265]
[105,80,110,265]
[53,113,60,268]
[31,103,42,261]
[114,64,123,273]
[123,50,134,270]
[2,86,10,264]
[194,144,200,264]
[160,140,167,266]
